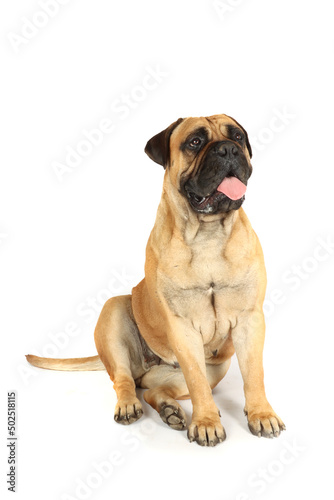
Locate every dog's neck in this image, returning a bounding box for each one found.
[156,172,240,245]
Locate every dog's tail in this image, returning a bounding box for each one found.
[25,354,105,371]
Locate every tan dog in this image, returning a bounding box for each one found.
[27,114,285,447]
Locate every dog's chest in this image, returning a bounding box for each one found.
[162,274,250,342]
[159,229,258,348]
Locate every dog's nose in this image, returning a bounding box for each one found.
[214,141,239,158]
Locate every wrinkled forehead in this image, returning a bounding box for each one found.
[170,114,237,146]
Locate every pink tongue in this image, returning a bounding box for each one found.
[217,176,247,200]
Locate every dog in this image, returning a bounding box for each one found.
[27,114,285,447]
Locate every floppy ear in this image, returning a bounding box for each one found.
[144,118,184,168]
[226,115,252,158]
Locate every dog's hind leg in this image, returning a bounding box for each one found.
[94,295,147,425]
[139,360,231,436]
[139,364,189,430]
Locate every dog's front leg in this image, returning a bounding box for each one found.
[232,309,285,438]
[166,316,226,447]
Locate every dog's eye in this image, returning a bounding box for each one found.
[189,137,202,148]
[234,132,243,141]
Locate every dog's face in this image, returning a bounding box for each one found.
[145,114,253,214]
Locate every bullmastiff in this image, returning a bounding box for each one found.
[27,114,285,447]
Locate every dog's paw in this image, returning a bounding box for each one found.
[187,412,226,447]
[114,398,143,425]
[159,402,187,431]
[245,409,285,438]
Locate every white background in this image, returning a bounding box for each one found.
[1,1,334,499]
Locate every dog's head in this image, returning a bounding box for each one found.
[145,114,252,214]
